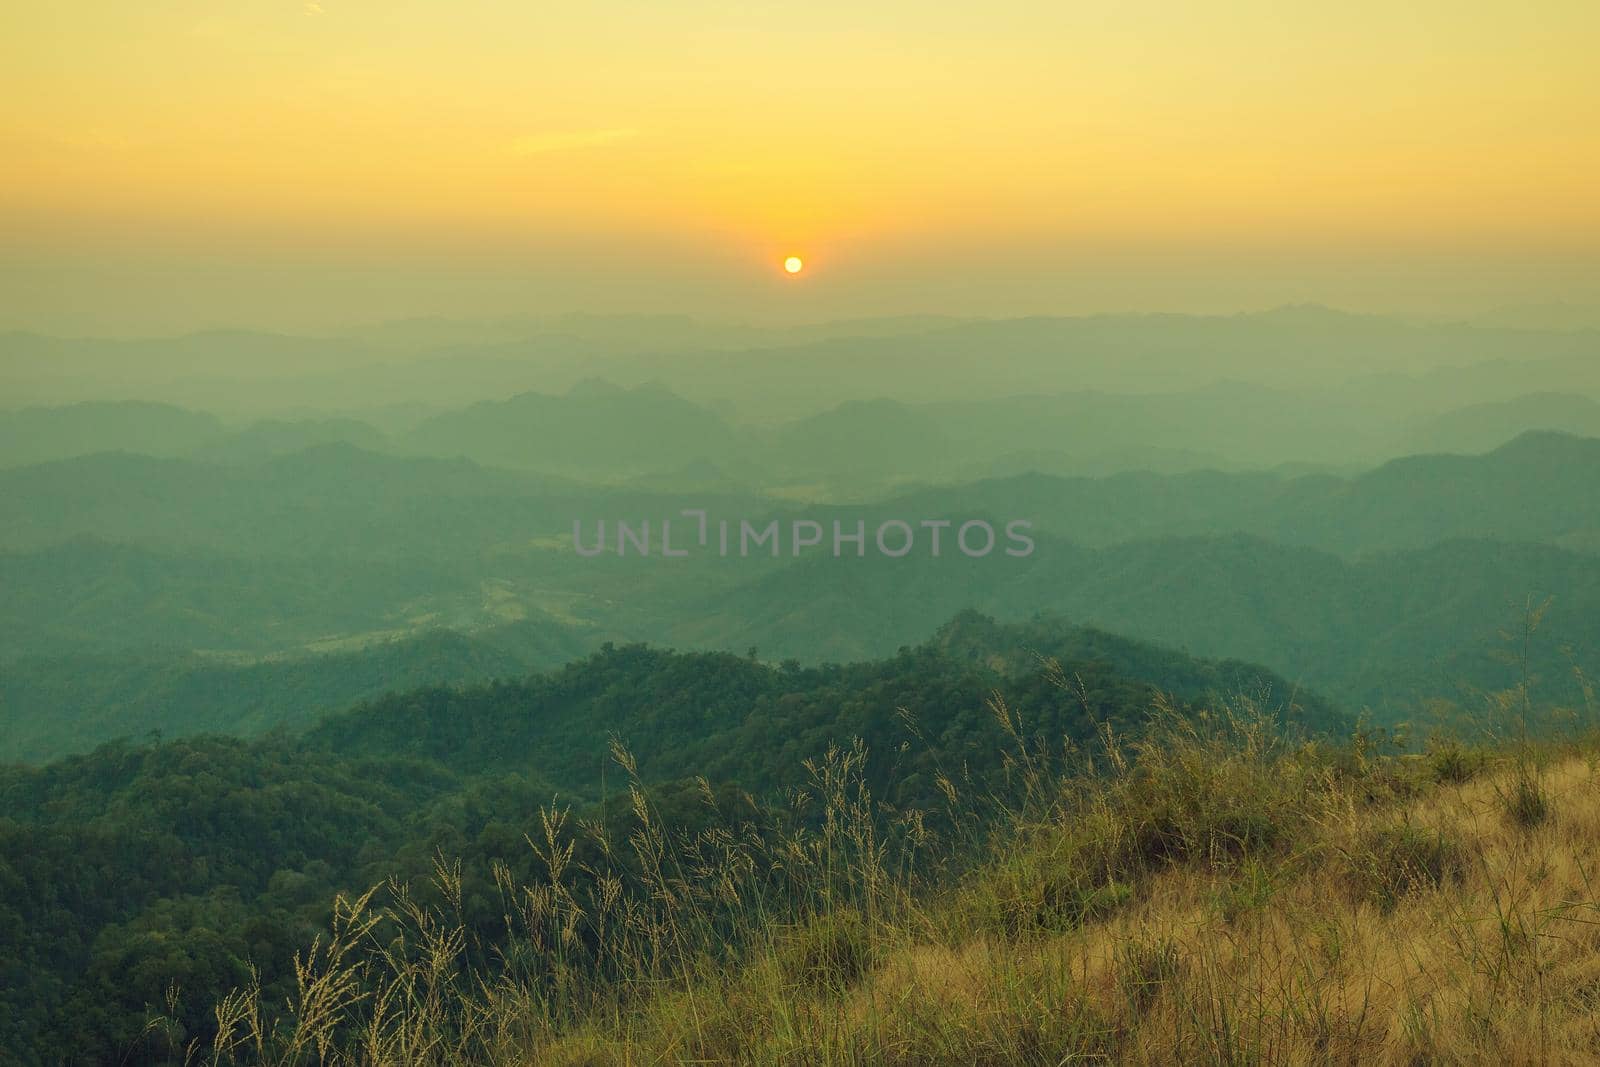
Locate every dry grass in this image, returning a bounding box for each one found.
[189,702,1600,1066]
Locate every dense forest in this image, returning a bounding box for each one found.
[0,613,1340,1063]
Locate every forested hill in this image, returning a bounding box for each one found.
[305,611,1344,796]
[0,614,1341,1064]
[0,623,605,764]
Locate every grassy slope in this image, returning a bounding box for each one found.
[538,742,1600,1065]
[197,702,1600,1066]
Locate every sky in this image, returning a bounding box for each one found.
[2,1,1598,333]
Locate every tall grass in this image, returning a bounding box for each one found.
[180,681,1600,1065]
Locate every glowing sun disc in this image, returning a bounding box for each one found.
[784,256,803,274]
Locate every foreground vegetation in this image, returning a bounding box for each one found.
[0,616,1337,1062]
[171,687,1600,1065]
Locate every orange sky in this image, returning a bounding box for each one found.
[2,1,1597,331]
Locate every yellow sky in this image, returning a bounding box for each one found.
[2,1,1597,330]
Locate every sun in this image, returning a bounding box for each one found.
[783,256,803,274]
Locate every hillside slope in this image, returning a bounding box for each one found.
[171,703,1600,1065]
[0,616,1336,1062]
[529,730,1600,1064]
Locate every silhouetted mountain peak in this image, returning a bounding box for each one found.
[1491,428,1600,458]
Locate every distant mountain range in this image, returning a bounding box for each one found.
[5,306,1598,446]
[2,316,1597,765]
[4,434,1598,759]
[5,370,1597,494]
[5,429,1594,558]
[1404,392,1600,455]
